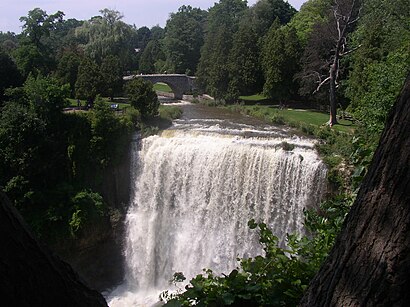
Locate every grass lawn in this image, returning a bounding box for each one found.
[239,94,267,102]
[236,105,356,133]
[153,82,173,93]
[67,98,131,110]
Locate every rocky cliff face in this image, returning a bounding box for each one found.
[0,191,108,306]
[53,134,137,292]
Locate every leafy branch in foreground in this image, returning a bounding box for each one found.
[161,198,351,306]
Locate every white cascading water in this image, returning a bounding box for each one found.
[108,118,327,306]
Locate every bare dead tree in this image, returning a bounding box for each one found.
[300,0,361,126]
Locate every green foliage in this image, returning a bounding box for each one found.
[0,50,22,103]
[227,22,263,100]
[75,9,138,70]
[281,141,295,151]
[125,78,160,118]
[164,5,207,74]
[261,23,301,101]
[159,105,183,121]
[69,189,106,236]
[345,0,410,135]
[14,8,64,77]
[100,55,123,99]
[163,203,349,307]
[56,52,82,97]
[88,97,132,167]
[75,57,101,102]
[248,0,297,37]
[13,43,52,78]
[196,0,248,100]
[0,75,133,240]
[288,0,333,45]
[23,74,69,114]
[139,40,165,74]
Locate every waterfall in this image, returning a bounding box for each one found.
[108,123,327,306]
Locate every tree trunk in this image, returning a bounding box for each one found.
[328,63,338,126]
[0,191,108,307]
[300,75,410,306]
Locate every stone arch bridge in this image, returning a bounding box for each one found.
[124,74,196,100]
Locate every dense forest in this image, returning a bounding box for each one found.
[0,0,409,305]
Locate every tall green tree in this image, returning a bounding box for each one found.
[23,74,69,116]
[56,52,82,97]
[227,22,263,100]
[139,40,165,74]
[75,9,138,71]
[0,31,18,53]
[345,0,410,134]
[125,78,159,118]
[262,23,301,103]
[288,0,333,45]
[75,57,101,103]
[100,55,123,100]
[249,0,297,37]
[0,51,22,103]
[14,8,65,77]
[196,0,248,100]
[164,5,207,75]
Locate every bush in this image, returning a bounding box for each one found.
[125,78,160,118]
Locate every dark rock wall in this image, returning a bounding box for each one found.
[54,134,138,292]
[0,191,108,307]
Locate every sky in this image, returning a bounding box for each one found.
[0,0,306,34]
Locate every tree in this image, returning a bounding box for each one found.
[75,57,101,104]
[300,75,410,306]
[0,51,22,103]
[0,31,18,53]
[136,26,151,50]
[288,0,333,45]
[125,78,159,118]
[19,8,64,49]
[196,0,248,100]
[14,8,65,77]
[138,40,165,74]
[164,5,207,74]
[261,23,301,103]
[227,22,263,100]
[23,74,69,115]
[249,0,297,37]
[150,25,165,40]
[345,0,410,134]
[299,0,361,126]
[100,55,123,100]
[56,52,82,97]
[75,9,138,71]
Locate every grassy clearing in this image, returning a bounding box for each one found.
[159,105,183,120]
[239,94,267,102]
[228,105,356,133]
[153,82,173,93]
[67,98,131,110]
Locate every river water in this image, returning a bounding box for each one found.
[107,102,327,306]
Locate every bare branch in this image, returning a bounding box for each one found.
[313,76,331,94]
[340,44,362,57]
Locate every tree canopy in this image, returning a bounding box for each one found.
[125,78,159,118]
[164,5,207,75]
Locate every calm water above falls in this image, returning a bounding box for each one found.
[108,103,327,306]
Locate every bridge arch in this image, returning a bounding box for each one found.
[123,74,196,100]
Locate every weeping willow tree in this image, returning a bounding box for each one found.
[75,8,138,70]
